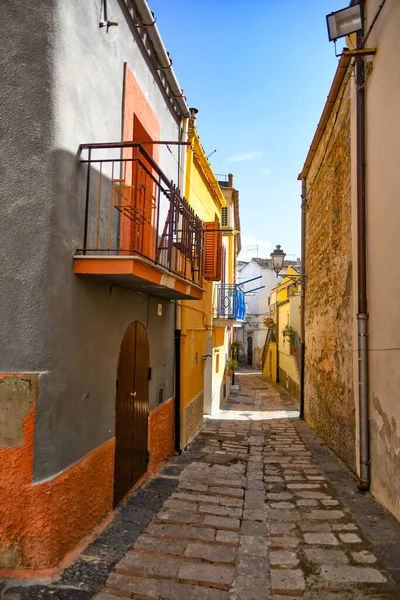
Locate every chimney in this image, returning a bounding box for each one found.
[189,107,198,120]
[228,173,234,187]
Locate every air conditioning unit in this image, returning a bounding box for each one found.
[221,206,233,230]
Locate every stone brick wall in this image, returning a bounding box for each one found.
[304,67,356,472]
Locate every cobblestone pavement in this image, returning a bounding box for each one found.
[3,370,400,599]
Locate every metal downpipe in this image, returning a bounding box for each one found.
[356,9,370,491]
[300,178,306,419]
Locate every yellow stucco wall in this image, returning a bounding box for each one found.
[180,120,229,446]
[263,341,277,382]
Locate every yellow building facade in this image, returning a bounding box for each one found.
[263,267,301,400]
[179,116,241,447]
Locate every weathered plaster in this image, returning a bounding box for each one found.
[0,375,39,448]
[0,374,115,571]
[148,397,175,469]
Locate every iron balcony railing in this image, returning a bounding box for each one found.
[77,142,204,287]
[216,284,245,320]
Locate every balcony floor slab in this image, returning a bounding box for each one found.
[74,256,203,300]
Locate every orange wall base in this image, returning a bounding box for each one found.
[148,397,175,469]
[0,374,115,573]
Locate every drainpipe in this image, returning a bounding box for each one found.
[300,178,306,419]
[174,301,182,453]
[356,4,370,491]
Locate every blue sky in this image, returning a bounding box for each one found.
[149,0,347,260]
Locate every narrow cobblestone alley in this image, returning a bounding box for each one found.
[3,370,400,600]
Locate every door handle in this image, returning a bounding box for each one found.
[130,391,137,397]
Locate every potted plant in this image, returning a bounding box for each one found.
[264,317,275,328]
[282,324,296,347]
[226,358,238,376]
[231,339,243,349]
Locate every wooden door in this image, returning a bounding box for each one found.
[114,321,150,506]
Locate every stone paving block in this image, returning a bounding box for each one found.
[105,572,230,599]
[294,491,330,499]
[198,503,242,518]
[351,550,377,564]
[202,515,240,530]
[247,479,265,489]
[320,565,387,584]
[215,530,240,545]
[237,555,270,579]
[304,547,349,565]
[184,542,236,563]
[307,510,345,520]
[178,561,235,586]
[145,521,215,541]
[270,501,296,508]
[243,508,267,521]
[269,535,299,549]
[270,550,298,566]
[331,523,358,531]
[241,520,268,536]
[267,509,301,521]
[268,522,296,535]
[299,522,332,532]
[174,491,219,504]
[244,489,266,509]
[230,575,272,600]
[296,498,319,506]
[239,535,269,557]
[156,509,202,523]
[164,498,200,512]
[304,533,339,545]
[209,486,244,498]
[287,483,322,490]
[116,550,184,577]
[339,533,362,543]
[133,533,188,555]
[179,481,209,492]
[267,492,293,500]
[220,497,243,508]
[271,569,305,595]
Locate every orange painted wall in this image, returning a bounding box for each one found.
[0,374,115,573]
[121,63,160,256]
[148,397,175,469]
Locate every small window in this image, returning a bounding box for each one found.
[215,352,220,373]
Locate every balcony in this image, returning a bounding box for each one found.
[73,142,204,300]
[213,284,245,327]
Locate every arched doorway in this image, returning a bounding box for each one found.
[247,336,253,366]
[114,321,150,506]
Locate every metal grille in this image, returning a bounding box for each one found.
[78,142,204,287]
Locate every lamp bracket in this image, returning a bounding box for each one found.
[277,273,308,289]
[343,48,377,57]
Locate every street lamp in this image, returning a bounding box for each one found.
[270,244,306,287]
[270,244,286,276]
[326,4,362,42]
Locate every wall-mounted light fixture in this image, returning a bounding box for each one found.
[326,4,362,41]
[270,244,306,287]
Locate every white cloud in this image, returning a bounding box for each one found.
[238,235,271,262]
[261,168,272,176]
[227,151,263,163]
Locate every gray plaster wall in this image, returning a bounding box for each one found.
[1,0,182,481]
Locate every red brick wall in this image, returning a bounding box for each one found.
[304,68,356,471]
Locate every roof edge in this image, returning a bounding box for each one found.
[298,52,352,181]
